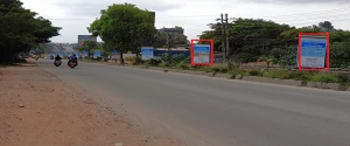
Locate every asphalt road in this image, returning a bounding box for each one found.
[40,60,350,146]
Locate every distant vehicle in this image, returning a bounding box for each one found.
[67,61,78,68]
[54,60,62,67]
[67,54,78,69]
[54,55,62,67]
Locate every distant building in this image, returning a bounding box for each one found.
[78,35,97,46]
[154,26,189,49]
[158,27,184,35]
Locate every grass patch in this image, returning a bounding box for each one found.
[248,70,264,76]
[262,70,313,81]
[176,62,190,70]
[230,69,247,79]
[136,60,350,86]
[309,73,339,83]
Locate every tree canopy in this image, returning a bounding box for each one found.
[0,0,60,62]
[200,18,350,68]
[88,3,156,63]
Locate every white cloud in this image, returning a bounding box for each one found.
[244,0,349,4]
[21,0,350,43]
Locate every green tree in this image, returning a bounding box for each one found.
[200,23,225,52]
[0,0,60,62]
[318,21,335,32]
[200,18,350,67]
[226,18,291,63]
[88,3,156,64]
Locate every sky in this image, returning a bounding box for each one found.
[21,0,350,43]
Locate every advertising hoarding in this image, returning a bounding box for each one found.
[298,33,330,71]
[141,47,154,60]
[78,35,97,46]
[190,39,214,66]
[193,44,211,64]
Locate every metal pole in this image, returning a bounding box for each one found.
[225,13,230,62]
[221,14,226,63]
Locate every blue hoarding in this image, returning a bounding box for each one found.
[194,44,210,64]
[93,50,101,58]
[141,47,154,60]
[300,37,327,68]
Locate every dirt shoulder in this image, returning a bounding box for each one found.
[0,64,180,146]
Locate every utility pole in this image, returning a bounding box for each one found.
[221,14,226,63]
[225,13,230,62]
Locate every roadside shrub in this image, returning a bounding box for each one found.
[229,69,247,79]
[230,72,239,79]
[146,58,161,66]
[288,71,311,81]
[172,54,189,64]
[159,62,170,67]
[211,66,221,73]
[134,56,144,65]
[337,73,350,84]
[263,70,290,79]
[309,74,339,83]
[159,54,189,67]
[160,54,172,66]
[193,66,211,72]
[210,65,229,73]
[227,61,239,71]
[248,70,263,76]
[230,72,242,79]
[221,67,229,73]
[176,62,190,70]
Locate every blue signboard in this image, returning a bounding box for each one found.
[93,50,101,58]
[300,37,327,68]
[81,51,89,57]
[112,50,120,55]
[194,44,210,64]
[141,47,154,60]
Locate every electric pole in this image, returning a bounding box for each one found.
[221,14,226,63]
[218,13,230,63]
[225,13,230,62]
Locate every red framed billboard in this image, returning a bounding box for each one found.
[298,32,330,71]
[190,39,214,66]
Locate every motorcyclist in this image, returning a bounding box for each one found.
[55,55,62,61]
[68,54,78,65]
[54,55,62,67]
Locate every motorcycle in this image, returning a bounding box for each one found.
[67,60,78,69]
[54,60,62,67]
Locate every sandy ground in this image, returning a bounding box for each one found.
[0,63,180,146]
